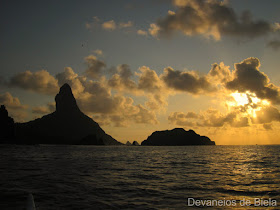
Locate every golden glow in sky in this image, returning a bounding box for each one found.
[228,92,270,118]
[1,0,280,145]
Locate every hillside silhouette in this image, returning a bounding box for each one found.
[15,84,122,145]
[141,128,215,146]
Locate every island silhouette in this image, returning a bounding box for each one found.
[141,128,215,146]
[0,83,215,146]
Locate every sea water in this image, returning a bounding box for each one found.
[0,145,279,209]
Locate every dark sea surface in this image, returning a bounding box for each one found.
[0,145,279,209]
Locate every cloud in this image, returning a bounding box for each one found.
[161,67,216,94]
[119,21,133,28]
[132,104,159,124]
[198,109,249,128]
[226,57,280,104]
[150,0,276,40]
[102,20,117,31]
[93,104,158,127]
[108,64,138,92]
[56,67,86,95]
[32,102,55,115]
[209,62,232,83]
[169,109,249,128]
[168,112,197,127]
[137,66,163,92]
[9,70,59,95]
[263,123,272,130]
[251,105,280,124]
[91,18,133,31]
[55,66,160,126]
[0,92,28,122]
[267,40,280,50]
[0,92,26,110]
[137,30,148,36]
[149,23,160,37]
[85,22,92,29]
[93,49,103,56]
[84,55,106,79]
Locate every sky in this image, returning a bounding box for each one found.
[1,0,280,145]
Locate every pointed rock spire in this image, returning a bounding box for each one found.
[55,83,80,113]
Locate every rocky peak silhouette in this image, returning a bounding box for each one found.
[55,83,80,114]
[0,105,15,141]
[0,105,9,118]
[15,83,122,145]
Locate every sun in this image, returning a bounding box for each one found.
[227,91,270,118]
[230,92,249,106]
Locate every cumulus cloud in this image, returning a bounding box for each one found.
[0,92,26,110]
[161,67,216,94]
[88,17,134,32]
[32,102,55,115]
[0,92,28,122]
[251,105,280,124]
[108,64,137,92]
[9,70,59,95]
[209,62,232,83]
[84,55,106,79]
[168,112,197,127]
[7,54,280,130]
[137,66,164,92]
[55,66,160,126]
[102,20,117,30]
[56,67,86,95]
[93,49,103,56]
[169,109,249,128]
[198,109,249,128]
[137,30,148,36]
[119,21,133,28]
[92,104,158,127]
[149,23,160,37]
[226,57,280,104]
[150,0,276,40]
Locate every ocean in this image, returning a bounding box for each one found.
[0,145,279,209]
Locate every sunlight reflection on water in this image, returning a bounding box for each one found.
[0,145,279,209]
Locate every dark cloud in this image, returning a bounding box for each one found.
[263,123,272,130]
[84,55,106,79]
[169,109,249,128]
[252,105,280,124]
[198,110,249,128]
[32,102,55,115]
[108,64,137,91]
[267,40,280,50]
[151,0,276,40]
[92,104,158,127]
[9,70,59,95]
[226,57,280,104]
[209,62,232,83]
[168,112,197,127]
[138,66,163,92]
[161,67,215,94]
